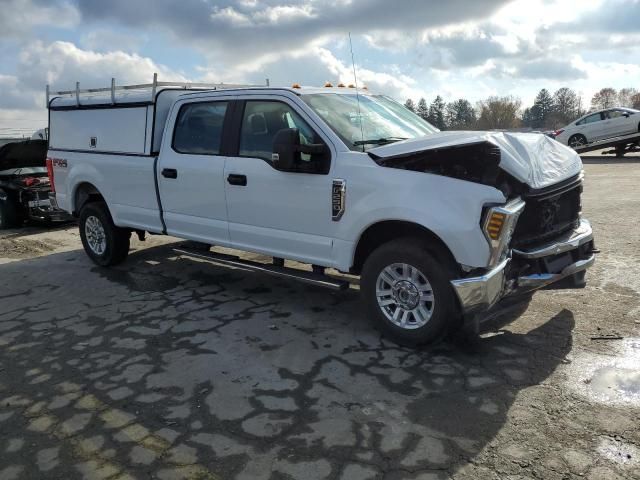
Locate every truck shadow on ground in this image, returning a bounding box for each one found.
[0,243,574,479]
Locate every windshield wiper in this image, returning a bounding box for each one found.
[353,137,408,146]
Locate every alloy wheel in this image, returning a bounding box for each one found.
[375,263,435,330]
[85,215,107,255]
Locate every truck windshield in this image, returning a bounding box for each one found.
[301,93,439,151]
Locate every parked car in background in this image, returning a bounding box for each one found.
[0,139,71,228]
[554,107,640,148]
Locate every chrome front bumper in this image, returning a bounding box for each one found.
[451,219,595,314]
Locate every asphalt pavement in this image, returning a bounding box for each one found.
[0,156,639,480]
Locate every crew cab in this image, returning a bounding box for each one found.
[46,77,595,345]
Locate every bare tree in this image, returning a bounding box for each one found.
[551,87,583,126]
[632,93,640,110]
[591,88,618,110]
[618,88,639,107]
[476,96,522,130]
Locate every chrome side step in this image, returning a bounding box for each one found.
[173,247,351,291]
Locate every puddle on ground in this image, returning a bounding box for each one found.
[598,436,640,468]
[564,338,640,406]
[590,366,640,401]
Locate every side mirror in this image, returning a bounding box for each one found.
[272,128,328,171]
[272,128,300,171]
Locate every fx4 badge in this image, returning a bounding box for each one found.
[332,179,346,221]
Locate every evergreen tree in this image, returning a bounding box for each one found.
[416,98,429,121]
[521,107,534,128]
[404,99,416,112]
[528,88,554,129]
[445,99,476,130]
[427,95,446,130]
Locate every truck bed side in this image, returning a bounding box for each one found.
[50,149,163,232]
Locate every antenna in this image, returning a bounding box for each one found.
[349,32,365,151]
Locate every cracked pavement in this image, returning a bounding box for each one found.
[1,157,639,480]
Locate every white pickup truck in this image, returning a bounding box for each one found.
[46,77,595,345]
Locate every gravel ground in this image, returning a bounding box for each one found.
[0,156,638,480]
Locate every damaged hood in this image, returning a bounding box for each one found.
[0,140,48,172]
[368,131,583,189]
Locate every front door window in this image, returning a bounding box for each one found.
[238,100,328,174]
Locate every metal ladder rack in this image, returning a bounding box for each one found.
[46,73,270,107]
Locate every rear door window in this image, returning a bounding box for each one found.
[173,102,228,155]
[577,113,603,125]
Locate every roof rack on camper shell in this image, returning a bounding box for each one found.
[46,73,270,107]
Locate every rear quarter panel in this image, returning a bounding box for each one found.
[50,150,162,232]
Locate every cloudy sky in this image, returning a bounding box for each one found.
[1,0,639,136]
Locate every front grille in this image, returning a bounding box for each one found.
[512,179,582,248]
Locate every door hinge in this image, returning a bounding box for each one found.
[332,179,346,221]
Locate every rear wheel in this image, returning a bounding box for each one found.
[361,238,460,346]
[568,134,587,149]
[0,198,19,229]
[79,201,130,266]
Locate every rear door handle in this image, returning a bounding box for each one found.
[227,174,247,186]
[162,168,178,179]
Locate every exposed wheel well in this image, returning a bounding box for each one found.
[351,220,459,275]
[73,182,104,216]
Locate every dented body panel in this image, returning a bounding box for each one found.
[368,131,584,190]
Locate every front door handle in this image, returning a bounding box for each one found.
[162,168,178,179]
[227,174,247,186]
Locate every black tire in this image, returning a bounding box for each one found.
[360,238,460,347]
[568,134,587,149]
[0,198,19,229]
[79,201,130,266]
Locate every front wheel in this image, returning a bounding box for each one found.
[568,134,587,149]
[361,238,460,346]
[79,201,130,266]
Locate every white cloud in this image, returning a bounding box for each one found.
[0,41,185,132]
[19,41,185,91]
[1,0,640,132]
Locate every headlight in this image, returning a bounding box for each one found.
[483,198,525,266]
